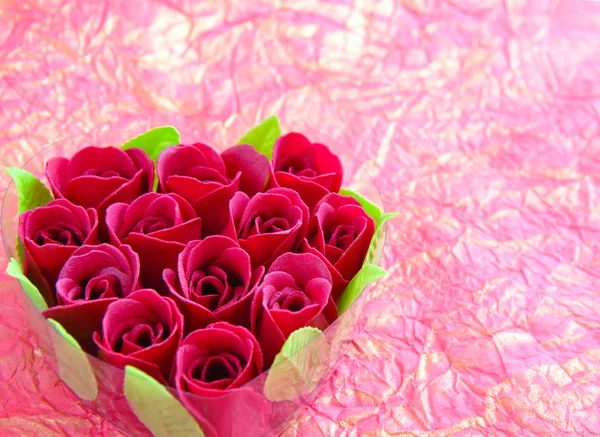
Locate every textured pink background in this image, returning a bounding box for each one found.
[2,0,600,435]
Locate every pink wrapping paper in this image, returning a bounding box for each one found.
[2,0,600,435]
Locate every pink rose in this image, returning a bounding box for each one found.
[172,322,263,394]
[164,236,263,332]
[172,322,266,437]
[43,244,141,353]
[269,132,343,210]
[93,289,183,384]
[251,252,337,367]
[46,146,154,236]
[225,188,309,268]
[105,193,202,292]
[301,193,375,300]
[157,143,240,236]
[18,199,99,306]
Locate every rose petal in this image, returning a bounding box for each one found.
[46,157,69,198]
[124,148,155,193]
[105,203,129,244]
[273,171,331,212]
[221,145,270,197]
[158,143,226,192]
[97,169,146,211]
[300,240,349,301]
[165,269,218,333]
[67,146,137,179]
[94,289,183,382]
[272,132,315,171]
[311,142,343,192]
[193,177,241,236]
[44,299,116,354]
[97,340,167,384]
[65,175,128,209]
[219,191,250,239]
[251,288,287,369]
[122,233,189,293]
[267,252,332,289]
[166,176,224,204]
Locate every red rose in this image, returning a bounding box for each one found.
[18,199,99,306]
[163,236,263,332]
[251,252,337,368]
[172,322,265,437]
[173,322,263,394]
[226,187,309,268]
[46,146,154,233]
[269,132,343,211]
[93,289,183,384]
[105,193,202,292]
[301,193,375,301]
[43,244,141,353]
[173,322,263,396]
[157,143,240,236]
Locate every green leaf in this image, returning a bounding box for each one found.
[6,258,48,312]
[276,327,322,362]
[337,264,387,314]
[124,366,205,437]
[47,318,98,401]
[264,327,327,401]
[237,115,282,160]
[6,167,53,214]
[122,126,181,163]
[16,238,24,267]
[339,187,399,230]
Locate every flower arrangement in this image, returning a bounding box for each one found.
[4,116,396,436]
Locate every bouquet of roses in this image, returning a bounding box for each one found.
[5,116,395,436]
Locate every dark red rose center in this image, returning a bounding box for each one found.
[277,155,317,177]
[190,353,244,383]
[326,224,357,251]
[34,223,85,246]
[244,214,291,238]
[189,266,245,310]
[268,286,312,312]
[88,275,122,300]
[131,216,173,234]
[82,168,122,178]
[66,272,125,302]
[115,322,167,354]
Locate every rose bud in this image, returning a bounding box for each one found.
[269,132,343,211]
[43,244,141,353]
[221,144,270,198]
[173,322,263,393]
[301,193,375,301]
[226,187,309,268]
[172,322,266,437]
[18,199,99,306]
[93,289,184,384]
[157,143,240,236]
[46,146,154,236]
[163,236,264,332]
[251,252,337,368]
[105,193,202,292]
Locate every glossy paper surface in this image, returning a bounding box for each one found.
[2,0,600,435]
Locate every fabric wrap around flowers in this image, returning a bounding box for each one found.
[7,121,392,437]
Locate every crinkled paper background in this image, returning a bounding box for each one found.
[2,0,600,435]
